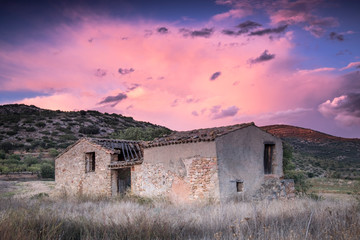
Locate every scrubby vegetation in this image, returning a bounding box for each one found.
[0,150,54,178]
[0,194,359,240]
[283,142,311,194]
[0,104,171,153]
[111,126,172,141]
[0,104,171,179]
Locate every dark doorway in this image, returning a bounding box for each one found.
[264,144,275,174]
[118,168,131,194]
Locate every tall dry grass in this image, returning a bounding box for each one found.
[0,195,359,239]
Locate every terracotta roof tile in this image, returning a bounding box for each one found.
[144,122,255,148]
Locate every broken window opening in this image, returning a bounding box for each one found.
[264,144,275,174]
[236,181,244,192]
[115,148,126,161]
[85,152,95,173]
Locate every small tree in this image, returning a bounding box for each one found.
[40,163,55,179]
[48,148,59,158]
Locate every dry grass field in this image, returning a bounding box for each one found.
[0,180,359,240]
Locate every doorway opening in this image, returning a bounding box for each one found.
[264,144,275,174]
[117,168,131,194]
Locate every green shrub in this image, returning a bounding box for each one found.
[6,130,18,136]
[24,156,39,166]
[48,148,59,158]
[40,163,55,179]
[112,127,172,141]
[79,125,100,135]
[25,127,36,132]
[0,150,5,159]
[35,122,46,128]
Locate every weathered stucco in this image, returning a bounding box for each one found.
[55,139,112,196]
[215,125,283,201]
[132,142,219,202]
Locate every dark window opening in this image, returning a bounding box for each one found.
[85,152,95,173]
[236,181,244,192]
[118,168,131,194]
[264,144,274,174]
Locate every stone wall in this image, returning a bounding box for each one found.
[55,139,112,196]
[132,156,219,203]
[252,178,296,200]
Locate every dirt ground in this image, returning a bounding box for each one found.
[0,180,55,198]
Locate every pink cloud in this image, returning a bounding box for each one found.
[340,62,360,71]
[0,16,340,130]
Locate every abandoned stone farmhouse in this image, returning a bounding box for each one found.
[55,122,294,202]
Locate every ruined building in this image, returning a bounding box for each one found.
[55,123,294,202]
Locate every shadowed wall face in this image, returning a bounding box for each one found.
[215,126,283,202]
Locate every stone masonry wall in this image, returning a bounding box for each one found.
[252,178,296,201]
[132,156,219,203]
[55,140,112,196]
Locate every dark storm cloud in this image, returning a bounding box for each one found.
[319,71,360,126]
[337,93,360,117]
[341,71,360,92]
[180,28,213,38]
[118,68,134,75]
[94,68,106,77]
[157,27,168,34]
[330,32,344,41]
[211,105,239,119]
[249,50,275,64]
[236,20,261,31]
[222,20,261,36]
[249,25,288,36]
[210,72,221,81]
[222,29,238,36]
[98,92,127,106]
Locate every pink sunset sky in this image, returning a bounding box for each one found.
[1,0,360,137]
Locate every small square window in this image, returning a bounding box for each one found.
[85,152,95,173]
[236,181,244,192]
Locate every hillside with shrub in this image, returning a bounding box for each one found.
[0,104,171,176]
[262,125,360,180]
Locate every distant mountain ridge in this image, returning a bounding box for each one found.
[261,124,358,142]
[261,125,360,179]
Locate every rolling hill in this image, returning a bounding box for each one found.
[261,125,360,179]
[0,104,359,179]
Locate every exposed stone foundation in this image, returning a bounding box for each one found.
[252,178,295,200]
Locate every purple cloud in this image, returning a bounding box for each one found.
[211,105,239,119]
[210,72,221,81]
[118,68,134,75]
[157,27,169,34]
[249,50,275,64]
[250,25,288,36]
[94,68,106,77]
[98,92,127,107]
[330,32,344,41]
[180,28,214,38]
